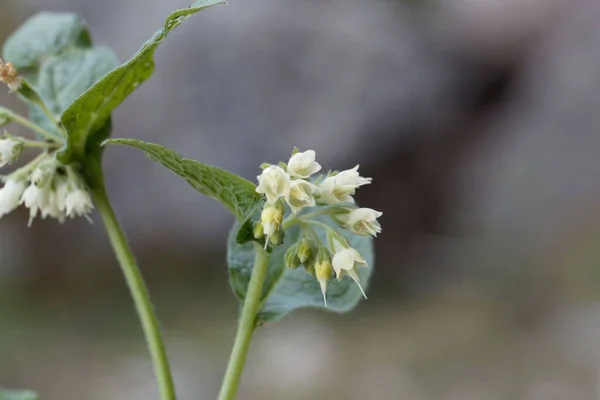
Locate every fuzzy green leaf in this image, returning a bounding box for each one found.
[2,12,118,137]
[227,210,374,324]
[2,13,92,74]
[0,388,39,400]
[57,0,225,164]
[105,138,262,221]
[32,47,118,134]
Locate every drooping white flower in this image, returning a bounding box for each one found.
[287,149,321,179]
[0,138,22,168]
[20,183,52,226]
[260,203,283,236]
[256,165,291,204]
[65,188,93,220]
[316,165,371,205]
[41,189,65,223]
[338,207,382,237]
[286,180,316,213]
[54,179,70,214]
[331,245,368,298]
[0,177,26,216]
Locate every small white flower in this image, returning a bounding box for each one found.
[256,165,291,204]
[54,179,69,214]
[65,188,93,220]
[20,183,52,226]
[260,204,283,236]
[0,178,26,216]
[286,180,316,214]
[335,165,372,188]
[332,246,368,298]
[42,190,65,223]
[0,138,22,168]
[338,207,382,237]
[316,165,371,205]
[287,149,321,178]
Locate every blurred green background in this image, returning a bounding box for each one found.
[3,0,600,399]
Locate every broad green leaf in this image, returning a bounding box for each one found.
[57,0,225,164]
[2,12,118,137]
[105,138,263,221]
[3,13,91,73]
[31,47,118,134]
[0,388,39,400]
[227,209,374,324]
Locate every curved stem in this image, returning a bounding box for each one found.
[218,243,270,400]
[8,112,62,142]
[91,180,177,400]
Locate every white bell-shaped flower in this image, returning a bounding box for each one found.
[316,165,371,204]
[286,180,316,214]
[287,149,321,178]
[0,177,26,216]
[20,183,52,226]
[338,207,382,237]
[0,138,22,168]
[256,165,291,204]
[331,245,368,299]
[65,188,93,220]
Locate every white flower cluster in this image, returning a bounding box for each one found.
[0,138,93,226]
[254,148,382,305]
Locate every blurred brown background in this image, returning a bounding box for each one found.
[2,0,600,399]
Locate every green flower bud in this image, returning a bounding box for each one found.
[297,238,315,263]
[253,222,264,239]
[284,243,301,269]
[304,260,315,276]
[269,228,284,246]
[31,158,57,187]
[315,251,333,306]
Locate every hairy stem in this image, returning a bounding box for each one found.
[92,179,177,400]
[8,112,62,142]
[218,243,270,400]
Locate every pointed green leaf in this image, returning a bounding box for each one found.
[105,138,262,221]
[0,388,39,400]
[227,209,374,324]
[57,0,225,164]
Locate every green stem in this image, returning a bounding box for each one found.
[91,180,177,400]
[8,112,62,142]
[218,243,270,400]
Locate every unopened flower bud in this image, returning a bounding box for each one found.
[304,260,315,276]
[253,221,264,239]
[315,251,333,306]
[284,243,301,269]
[297,238,315,263]
[269,228,284,246]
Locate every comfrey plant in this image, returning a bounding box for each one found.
[0,2,382,400]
